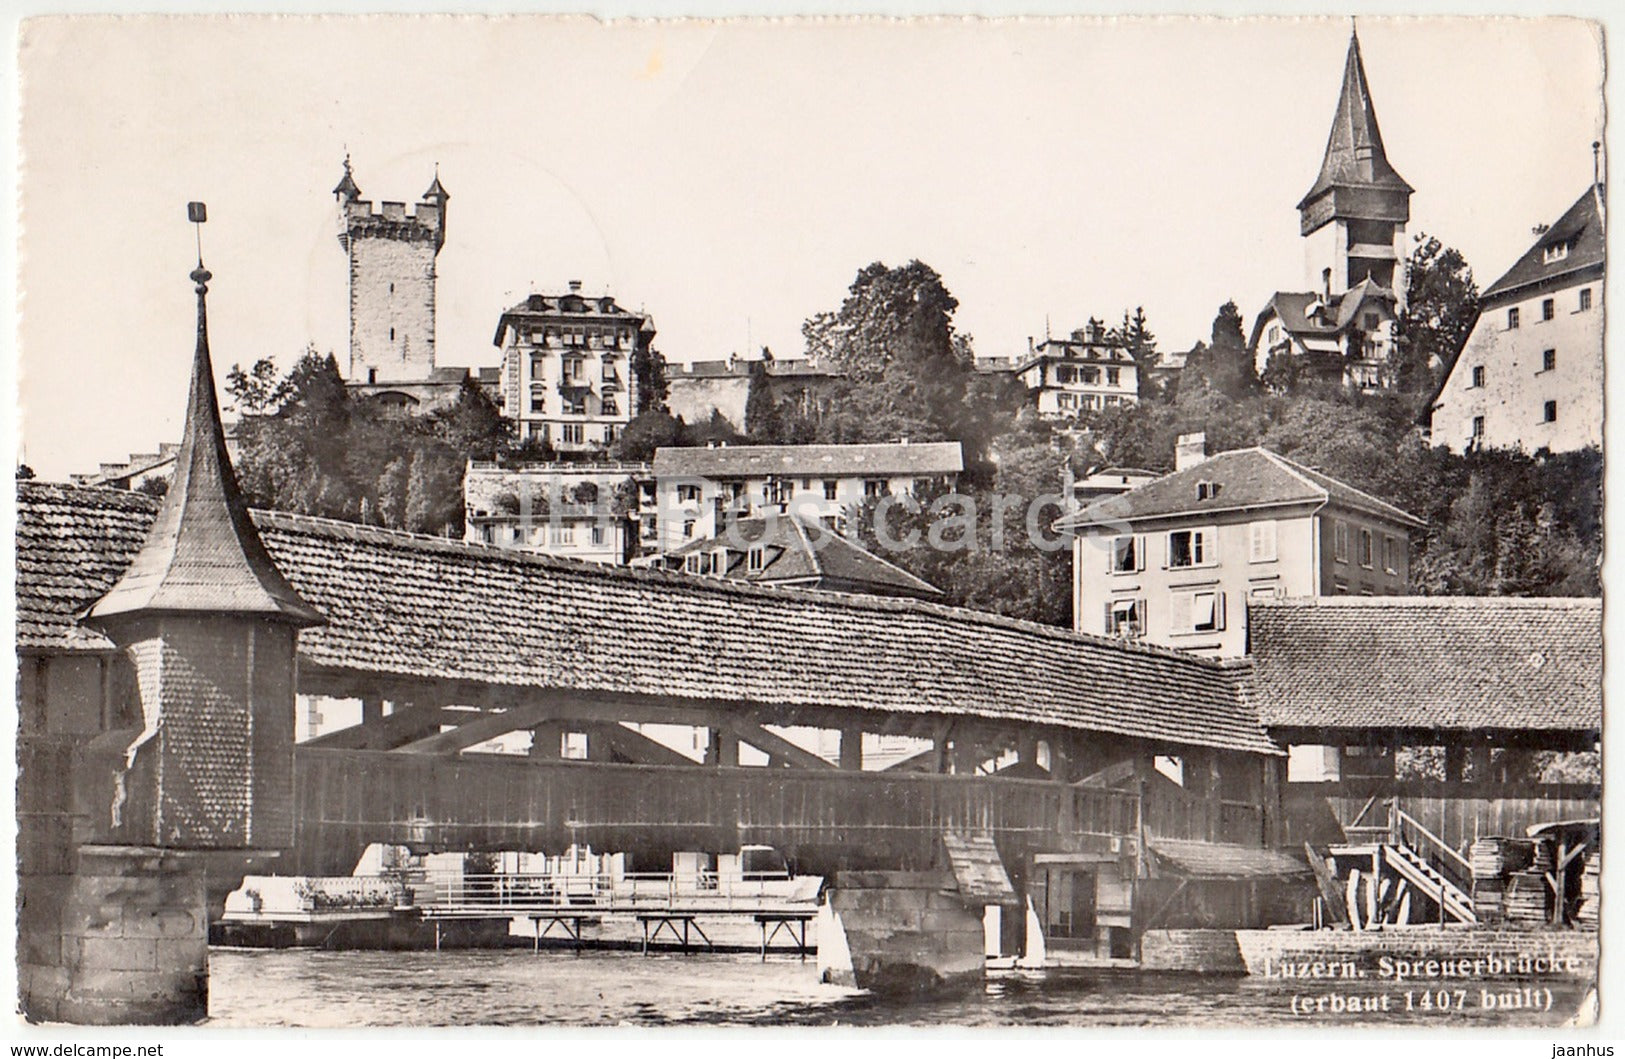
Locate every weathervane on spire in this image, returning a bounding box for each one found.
[187,201,210,293]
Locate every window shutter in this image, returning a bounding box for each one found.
[1103,602,1115,632]
[1215,592,1227,631]
[1136,535,1146,572]
[1170,591,1191,632]
[1136,598,1147,632]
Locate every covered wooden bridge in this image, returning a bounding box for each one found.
[19,482,1282,880]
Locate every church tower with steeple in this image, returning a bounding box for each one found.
[335,158,448,384]
[1297,29,1414,309]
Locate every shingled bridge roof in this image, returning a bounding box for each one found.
[17,481,1277,756]
[1243,596,1601,736]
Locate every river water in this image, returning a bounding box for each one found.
[206,949,1591,1027]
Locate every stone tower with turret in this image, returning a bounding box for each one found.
[335,158,448,384]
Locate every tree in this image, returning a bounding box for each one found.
[800,260,975,452]
[1180,301,1259,401]
[744,358,784,442]
[612,409,684,462]
[1395,234,1479,407]
[1111,307,1160,400]
[631,341,669,414]
[429,377,512,461]
[225,356,293,416]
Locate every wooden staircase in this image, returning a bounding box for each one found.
[1330,797,1476,926]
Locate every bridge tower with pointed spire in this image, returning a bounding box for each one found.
[17,209,324,1024]
[1297,28,1414,310]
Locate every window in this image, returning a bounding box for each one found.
[1471,416,1485,440]
[823,481,838,501]
[1543,241,1570,264]
[1579,288,1593,312]
[1542,298,1555,321]
[530,391,546,413]
[561,424,585,445]
[1170,590,1225,634]
[1106,367,1120,386]
[1382,535,1398,575]
[591,525,606,547]
[563,357,584,381]
[528,423,548,443]
[676,483,702,503]
[1195,480,1222,501]
[1507,307,1520,329]
[1333,520,1350,563]
[602,363,618,381]
[530,355,545,378]
[1268,324,1280,344]
[1544,400,1558,423]
[1470,365,1485,388]
[747,546,766,572]
[603,425,616,444]
[1363,312,1379,330]
[864,479,888,498]
[1109,535,1144,574]
[801,479,812,491]
[1105,598,1146,639]
[682,520,696,539]
[1167,528,1213,568]
[549,523,575,546]
[1081,367,1101,385]
[601,397,620,416]
[1358,528,1373,568]
[1248,520,1278,563]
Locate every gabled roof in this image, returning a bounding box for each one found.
[82,265,323,628]
[1251,278,1396,345]
[1243,597,1601,735]
[667,515,940,598]
[1297,31,1413,209]
[1480,184,1606,302]
[492,291,650,345]
[17,481,1278,756]
[653,442,964,481]
[1055,447,1423,530]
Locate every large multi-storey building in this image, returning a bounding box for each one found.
[1056,433,1422,658]
[493,283,652,453]
[1249,31,1412,392]
[334,159,471,409]
[649,441,963,554]
[976,322,1138,420]
[1429,181,1605,454]
[463,460,651,565]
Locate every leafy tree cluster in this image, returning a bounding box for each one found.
[227,348,511,536]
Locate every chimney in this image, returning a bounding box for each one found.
[568,279,583,293]
[1175,432,1208,472]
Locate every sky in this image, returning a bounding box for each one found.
[14,15,1606,480]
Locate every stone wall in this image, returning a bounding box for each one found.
[820,871,986,995]
[348,235,437,382]
[21,846,208,1024]
[1143,926,1598,979]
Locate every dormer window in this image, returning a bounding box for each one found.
[747,546,766,573]
[1195,480,1222,501]
[1543,241,1570,264]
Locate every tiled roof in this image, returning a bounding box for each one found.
[1056,447,1423,530]
[17,481,1278,755]
[653,442,964,481]
[84,274,323,628]
[1243,597,1601,734]
[1480,185,1606,302]
[1297,32,1413,209]
[1252,278,1395,343]
[669,515,940,598]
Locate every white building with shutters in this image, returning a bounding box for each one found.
[1054,434,1422,658]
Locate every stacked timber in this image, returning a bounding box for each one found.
[1473,877,1505,925]
[1471,837,1535,877]
[1503,871,1549,925]
[1577,854,1600,930]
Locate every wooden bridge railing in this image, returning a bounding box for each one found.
[1281,779,1601,853]
[292,747,1143,875]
